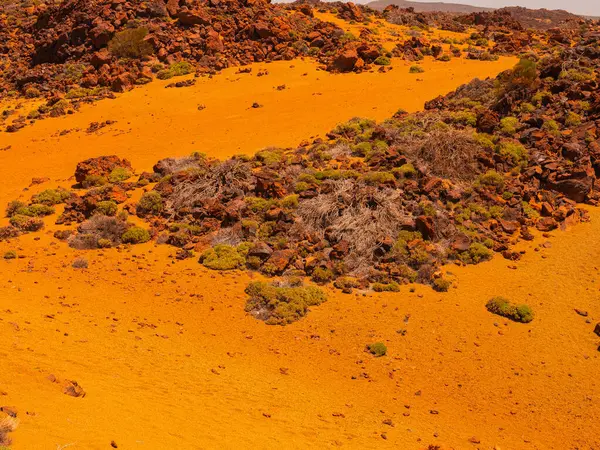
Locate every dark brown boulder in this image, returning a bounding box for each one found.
[248,242,273,260]
[331,49,358,72]
[89,22,115,49]
[416,215,436,240]
[477,110,499,134]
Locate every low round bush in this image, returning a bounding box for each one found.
[3,250,17,260]
[486,297,533,323]
[367,342,387,357]
[374,56,391,66]
[121,227,151,244]
[94,201,118,217]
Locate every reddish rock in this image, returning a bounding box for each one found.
[416,215,436,240]
[63,380,86,398]
[499,219,519,234]
[331,49,358,72]
[178,7,211,26]
[536,217,558,232]
[74,156,132,183]
[264,250,294,274]
[90,50,112,69]
[451,234,471,251]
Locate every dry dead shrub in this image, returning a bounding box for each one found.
[68,215,128,249]
[72,257,89,269]
[450,77,496,105]
[407,129,484,182]
[296,180,410,272]
[211,227,244,247]
[108,27,153,59]
[153,156,199,176]
[165,159,254,213]
[0,415,18,446]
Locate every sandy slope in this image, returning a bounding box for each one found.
[2,54,599,449]
[1,205,599,449]
[0,56,515,208]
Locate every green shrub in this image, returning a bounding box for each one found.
[256,149,283,165]
[392,230,422,259]
[121,227,151,244]
[497,141,528,166]
[374,56,391,66]
[475,170,504,189]
[199,244,247,270]
[565,111,582,127]
[82,175,108,188]
[532,90,551,106]
[108,27,153,59]
[474,132,496,149]
[522,201,540,219]
[451,111,477,127]
[559,67,594,82]
[14,203,55,217]
[137,191,163,216]
[372,282,400,292]
[438,54,451,62]
[9,214,44,232]
[94,201,118,216]
[245,196,274,213]
[394,163,417,178]
[362,171,395,184]
[32,188,71,205]
[97,238,113,248]
[500,117,519,135]
[486,297,533,323]
[294,181,310,193]
[459,242,493,264]
[503,58,537,91]
[409,65,424,73]
[244,281,327,325]
[367,342,387,357]
[156,61,194,80]
[108,167,132,183]
[542,119,560,136]
[352,141,372,157]
[333,276,361,291]
[281,194,299,209]
[5,200,25,217]
[311,267,334,284]
[3,250,17,259]
[432,277,451,292]
[520,102,535,113]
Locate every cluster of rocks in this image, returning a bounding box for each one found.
[0,0,388,101]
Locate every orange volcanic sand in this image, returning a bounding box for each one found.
[0,56,515,207]
[1,55,599,449]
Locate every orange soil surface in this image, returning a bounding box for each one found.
[1,205,599,449]
[3,55,599,449]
